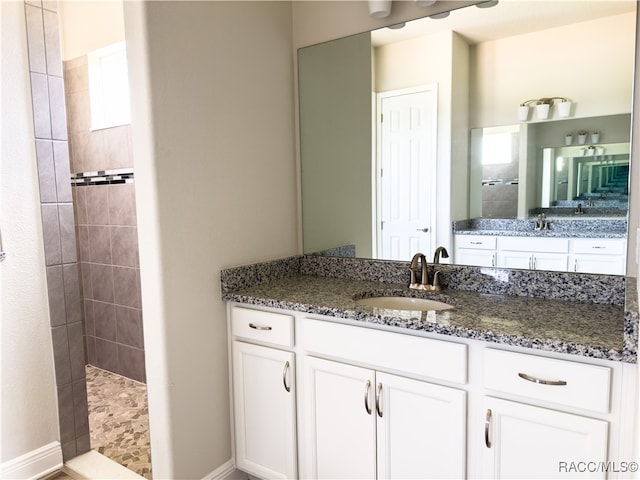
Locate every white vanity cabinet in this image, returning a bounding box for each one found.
[497,237,569,272]
[229,307,297,479]
[299,318,467,479]
[481,349,610,479]
[454,234,627,274]
[227,303,636,480]
[454,234,496,267]
[570,238,627,275]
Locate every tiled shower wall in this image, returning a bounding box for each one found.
[23,0,90,460]
[64,57,146,383]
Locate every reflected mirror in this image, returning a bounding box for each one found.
[299,0,636,275]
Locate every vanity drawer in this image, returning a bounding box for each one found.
[498,236,569,253]
[484,349,611,413]
[302,318,467,384]
[231,307,294,347]
[455,235,496,250]
[571,238,626,255]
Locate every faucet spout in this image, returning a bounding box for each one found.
[433,246,449,264]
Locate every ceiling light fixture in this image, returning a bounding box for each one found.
[415,0,437,6]
[518,97,573,122]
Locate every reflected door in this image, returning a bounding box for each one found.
[378,87,436,261]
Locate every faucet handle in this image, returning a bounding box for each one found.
[432,271,442,291]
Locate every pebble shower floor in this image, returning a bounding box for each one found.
[86,365,152,478]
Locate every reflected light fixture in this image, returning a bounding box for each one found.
[517,97,573,122]
[387,22,406,29]
[368,0,392,17]
[476,0,499,8]
[415,0,437,5]
[430,11,450,19]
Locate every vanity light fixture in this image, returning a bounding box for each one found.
[368,0,392,18]
[415,0,437,6]
[517,97,573,122]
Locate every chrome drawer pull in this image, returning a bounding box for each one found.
[283,361,291,392]
[518,372,567,386]
[484,409,492,448]
[248,323,272,331]
[364,380,372,415]
[375,382,383,418]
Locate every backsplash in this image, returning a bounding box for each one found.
[221,254,626,306]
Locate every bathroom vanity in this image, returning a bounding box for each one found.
[223,257,638,479]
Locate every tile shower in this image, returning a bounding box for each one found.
[23,0,147,466]
[65,54,145,382]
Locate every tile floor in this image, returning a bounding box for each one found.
[86,365,152,479]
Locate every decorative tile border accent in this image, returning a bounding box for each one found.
[71,169,134,187]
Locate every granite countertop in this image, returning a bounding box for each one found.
[454,229,627,238]
[225,274,632,363]
[453,218,627,238]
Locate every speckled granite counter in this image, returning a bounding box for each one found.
[221,256,638,364]
[453,218,627,238]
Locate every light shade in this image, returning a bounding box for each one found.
[368,0,392,17]
[557,101,572,118]
[517,105,530,122]
[536,103,550,120]
[415,0,437,5]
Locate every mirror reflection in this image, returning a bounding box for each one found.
[299,1,636,275]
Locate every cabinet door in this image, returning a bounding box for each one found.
[532,252,568,272]
[497,251,532,270]
[233,341,297,479]
[571,255,626,275]
[376,372,466,479]
[302,356,377,479]
[456,248,496,267]
[482,397,608,479]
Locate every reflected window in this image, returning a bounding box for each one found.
[482,132,512,165]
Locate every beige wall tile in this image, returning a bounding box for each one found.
[59,203,77,263]
[110,226,139,267]
[108,184,137,226]
[103,126,132,169]
[41,203,61,265]
[90,264,114,303]
[113,266,141,309]
[65,90,90,134]
[36,140,57,202]
[47,265,67,327]
[53,141,72,202]
[48,76,68,140]
[88,225,112,264]
[85,185,109,225]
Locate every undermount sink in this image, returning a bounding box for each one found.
[356,296,454,311]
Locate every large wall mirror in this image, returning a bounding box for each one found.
[299,0,636,275]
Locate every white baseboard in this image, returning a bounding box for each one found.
[203,459,243,480]
[0,441,63,480]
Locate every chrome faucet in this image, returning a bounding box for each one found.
[409,252,442,291]
[575,203,584,214]
[433,246,449,264]
[534,213,549,231]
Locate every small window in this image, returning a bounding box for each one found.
[88,41,131,130]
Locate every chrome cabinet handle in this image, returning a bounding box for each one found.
[491,254,495,267]
[249,323,272,331]
[574,259,578,272]
[364,380,372,415]
[528,256,532,270]
[282,361,291,392]
[518,372,567,386]
[533,256,537,270]
[416,227,429,233]
[375,382,383,418]
[470,241,482,245]
[485,408,492,448]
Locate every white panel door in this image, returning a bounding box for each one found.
[302,356,377,479]
[482,397,608,479]
[376,372,467,479]
[232,341,297,479]
[378,87,437,261]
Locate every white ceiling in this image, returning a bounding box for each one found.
[371,0,637,46]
